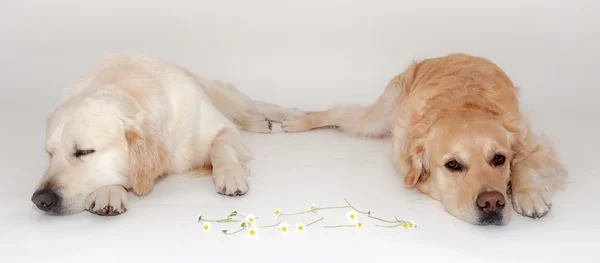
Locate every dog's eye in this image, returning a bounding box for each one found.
[493,154,506,166]
[74,149,95,158]
[445,160,462,171]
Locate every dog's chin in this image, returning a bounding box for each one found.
[446,205,510,226]
[34,201,85,216]
[477,211,507,226]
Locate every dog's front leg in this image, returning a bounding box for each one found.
[510,148,568,219]
[85,185,128,216]
[210,127,250,196]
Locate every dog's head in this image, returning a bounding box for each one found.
[400,108,522,226]
[31,89,166,215]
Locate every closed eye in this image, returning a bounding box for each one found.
[74,149,95,158]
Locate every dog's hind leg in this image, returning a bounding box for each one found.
[194,76,302,133]
[213,80,304,123]
[280,76,411,138]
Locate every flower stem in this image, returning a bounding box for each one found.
[279,206,352,217]
[223,227,246,235]
[306,217,324,227]
[279,210,315,216]
[375,223,403,228]
[324,225,356,228]
[368,215,403,224]
[202,218,242,223]
[344,198,407,225]
[258,221,281,228]
[344,198,370,214]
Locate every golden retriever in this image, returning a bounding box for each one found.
[282,53,568,225]
[31,54,299,216]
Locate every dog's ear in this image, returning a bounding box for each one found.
[499,113,529,167]
[403,138,428,187]
[125,125,167,196]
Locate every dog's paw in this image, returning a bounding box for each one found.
[213,164,249,197]
[249,117,272,133]
[511,188,552,219]
[281,114,311,133]
[241,115,272,133]
[85,185,128,216]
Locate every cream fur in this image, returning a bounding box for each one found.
[32,54,300,216]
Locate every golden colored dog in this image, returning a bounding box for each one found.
[282,53,568,225]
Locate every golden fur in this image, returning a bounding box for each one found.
[282,53,568,225]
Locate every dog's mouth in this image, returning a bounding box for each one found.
[477,210,504,225]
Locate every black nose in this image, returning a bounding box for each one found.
[31,189,59,211]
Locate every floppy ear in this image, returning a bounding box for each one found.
[403,137,428,187]
[499,113,530,166]
[399,106,434,188]
[125,125,168,196]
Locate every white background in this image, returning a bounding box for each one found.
[1,0,599,262]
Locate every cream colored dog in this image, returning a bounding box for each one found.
[282,53,568,225]
[31,54,299,216]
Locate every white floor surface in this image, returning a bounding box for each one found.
[1,1,599,262]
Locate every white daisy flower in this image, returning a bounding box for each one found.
[346,210,358,221]
[295,223,306,232]
[248,227,258,237]
[245,214,257,224]
[274,209,281,217]
[309,204,317,211]
[408,220,418,230]
[201,222,211,231]
[279,223,290,233]
[356,221,364,228]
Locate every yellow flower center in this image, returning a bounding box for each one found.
[350,214,355,219]
[409,222,414,228]
[298,226,304,231]
[357,222,363,228]
[275,210,280,214]
[249,218,254,223]
[250,230,255,235]
[310,206,315,210]
[247,222,252,227]
[282,227,287,232]
[203,225,209,230]
[403,223,408,229]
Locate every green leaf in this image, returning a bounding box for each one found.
[222,229,228,233]
[197,215,203,221]
[229,211,238,217]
